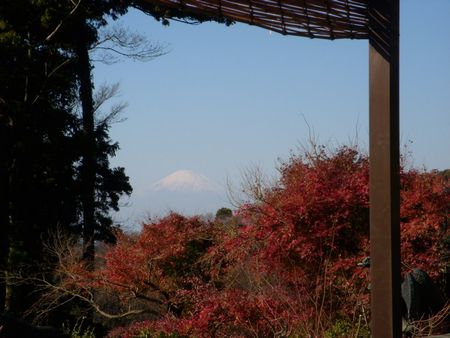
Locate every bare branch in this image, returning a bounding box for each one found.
[93,82,121,113]
[32,58,74,105]
[45,0,83,42]
[1,228,163,322]
[93,82,128,126]
[91,24,168,64]
[227,164,275,208]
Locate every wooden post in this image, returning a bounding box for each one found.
[368,0,401,337]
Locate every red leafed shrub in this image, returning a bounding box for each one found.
[400,169,450,276]
[49,145,449,337]
[206,146,373,335]
[102,213,213,292]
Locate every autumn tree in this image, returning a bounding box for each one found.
[26,145,449,336]
[19,214,214,322]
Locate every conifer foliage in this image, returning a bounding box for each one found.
[0,0,132,314]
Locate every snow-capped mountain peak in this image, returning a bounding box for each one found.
[152,170,221,193]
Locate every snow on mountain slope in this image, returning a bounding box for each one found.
[152,170,221,193]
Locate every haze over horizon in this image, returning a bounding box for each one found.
[113,169,231,227]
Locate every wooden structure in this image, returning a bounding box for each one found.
[137,0,369,39]
[135,0,401,336]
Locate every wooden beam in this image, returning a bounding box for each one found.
[368,0,401,337]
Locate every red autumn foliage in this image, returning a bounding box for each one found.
[102,213,212,292]
[196,146,373,336]
[400,169,450,275]
[52,145,450,337]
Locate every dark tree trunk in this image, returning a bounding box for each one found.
[75,22,96,268]
[0,103,10,312]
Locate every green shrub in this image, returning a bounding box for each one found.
[63,317,96,338]
[325,318,370,338]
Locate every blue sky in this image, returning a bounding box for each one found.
[93,0,450,223]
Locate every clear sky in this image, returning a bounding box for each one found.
[93,0,450,224]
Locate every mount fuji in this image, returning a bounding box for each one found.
[113,170,229,225]
[152,170,221,193]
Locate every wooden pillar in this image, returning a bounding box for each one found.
[368,0,401,337]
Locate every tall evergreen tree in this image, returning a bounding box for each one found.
[0,0,131,313]
[74,16,97,265]
[0,0,81,312]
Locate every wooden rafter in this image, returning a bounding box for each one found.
[135,0,369,39]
